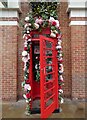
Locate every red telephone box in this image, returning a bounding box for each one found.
[29,28,59,118]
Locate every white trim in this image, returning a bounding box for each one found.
[69,21,87,26]
[69,9,87,18]
[0,21,19,26]
[0,10,19,18]
[8,0,20,9]
[67,0,87,13]
[68,0,87,9]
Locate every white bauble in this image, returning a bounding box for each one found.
[49,17,55,23]
[24,24,28,28]
[59,54,62,57]
[34,23,39,29]
[25,16,29,22]
[35,18,43,25]
[55,20,59,28]
[35,64,38,69]
[60,64,64,72]
[22,57,28,63]
[50,32,56,38]
[56,45,62,50]
[26,99,29,103]
[60,75,63,80]
[24,41,28,45]
[24,84,31,91]
[58,41,61,46]
[60,98,64,104]
[24,44,27,47]
[27,85,31,91]
[28,54,30,60]
[22,51,28,56]
[23,94,27,99]
[59,89,63,94]
[29,98,31,102]
[53,30,58,34]
[23,34,26,39]
[28,39,31,42]
[26,31,30,34]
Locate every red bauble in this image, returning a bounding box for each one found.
[52,21,57,26]
[27,35,31,39]
[24,47,27,51]
[25,36,28,40]
[26,93,31,99]
[59,86,62,90]
[56,33,59,38]
[25,35,31,40]
[30,31,33,36]
[26,80,30,84]
[59,59,63,63]
[58,34,62,39]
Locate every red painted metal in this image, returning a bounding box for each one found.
[40,35,59,118]
[29,44,33,109]
[30,27,51,37]
[29,39,40,101]
[29,28,59,118]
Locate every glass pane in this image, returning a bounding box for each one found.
[44,82,54,90]
[46,50,52,56]
[46,74,53,81]
[45,40,52,48]
[46,65,53,73]
[45,98,54,108]
[46,58,52,64]
[45,89,53,100]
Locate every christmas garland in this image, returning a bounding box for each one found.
[21,2,64,114]
[56,34,64,104]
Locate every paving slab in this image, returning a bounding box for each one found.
[1,99,86,119]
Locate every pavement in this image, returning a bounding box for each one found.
[0,99,86,119]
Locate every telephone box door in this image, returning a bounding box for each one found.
[40,35,58,118]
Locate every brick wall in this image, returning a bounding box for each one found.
[86,25,87,100]
[0,26,2,100]
[1,25,18,101]
[71,24,85,99]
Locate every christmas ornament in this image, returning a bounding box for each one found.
[50,32,56,38]
[60,97,64,104]
[34,23,39,29]
[59,89,63,94]
[35,18,43,25]
[55,20,59,28]
[49,17,55,23]
[22,51,28,57]
[24,84,31,91]
[25,16,30,22]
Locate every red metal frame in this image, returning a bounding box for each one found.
[29,39,40,101]
[40,35,59,118]
[29,28,59,118]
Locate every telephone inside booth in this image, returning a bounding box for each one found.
[29,28,59,118]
